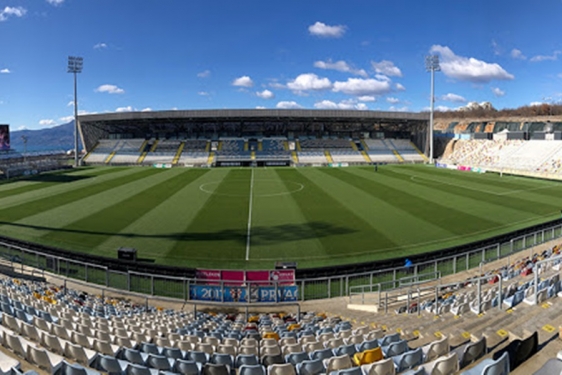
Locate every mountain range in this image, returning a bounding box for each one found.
[9,122,81,152]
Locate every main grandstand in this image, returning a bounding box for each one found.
[78,109,430,167]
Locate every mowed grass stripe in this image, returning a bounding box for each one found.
[247,168,326,263]
[0,168,160,224]
[396,165,562,205]
[275,168,398,258]
[0,167,145,211]
[101,169,226,265]
[313,168,455,248]
[385,166,558,217]
[343,167,502,235]
[42,169,206,252]
[0,168,128,197]
[2,168,194,247]
[166,169,251,264]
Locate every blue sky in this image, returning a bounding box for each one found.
[1,0,562,130]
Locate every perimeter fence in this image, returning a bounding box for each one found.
[0,221,561,304]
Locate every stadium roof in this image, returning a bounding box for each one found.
[79,109,429,122]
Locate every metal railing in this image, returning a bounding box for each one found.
[0,222,560,305]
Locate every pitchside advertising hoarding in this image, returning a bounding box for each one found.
[0,125,9,151]
[190,269,298,302]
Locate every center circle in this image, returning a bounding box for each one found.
[199,179,304,197]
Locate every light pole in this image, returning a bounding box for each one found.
[68,56,83,167]
[425,54,440,164]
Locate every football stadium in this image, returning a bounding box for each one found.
[2,108,562,374]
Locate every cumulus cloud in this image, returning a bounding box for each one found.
[358,96,376,102]
[511,49,526,60]
[0,68,10,74]
[256,89,274,99]
[39,119,56,126]
[371,60,402,77]
[388,106,409,112]
[287,73,332,93]
[198,91,210,96]
[430,45,514,83]
[396,83,405,91]
[276,101,302,109]
[115,106,134,113]
[332,78,392,96]
[530,102,543,107]
[141,107,152,112]
[93,43,107,49]
[308,21,346,38]
[256,106,266,109]
[492,87,505,97]
[95,84,125,94]
[314,99,369,110]
[197,70,211,78]
[46,0,64,5]
[440,93,466,103]
[313,60,368,77]
[17,126,27,131]
[386,97,400,104]
[530,51,561,62]
[232,75,254,87]
[0,6,26,22]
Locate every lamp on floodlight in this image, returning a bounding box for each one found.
[425,54,440,164]
[68,56,83,167]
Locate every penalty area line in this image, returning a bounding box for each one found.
[245,168,254,261]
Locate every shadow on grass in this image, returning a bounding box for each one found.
[0,221,356,246]
[20,173,91,183]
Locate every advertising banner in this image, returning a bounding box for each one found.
[0,125,9,151]
[189,285,298,303]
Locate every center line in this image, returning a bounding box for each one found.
[245,168,254,261]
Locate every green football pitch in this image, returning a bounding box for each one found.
[0,165,561,269]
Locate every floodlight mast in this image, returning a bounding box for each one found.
[425,54,440,164]
[68,56,83,167]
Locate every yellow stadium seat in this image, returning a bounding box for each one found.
[287,324,301,331]
[353,347,383,366]
[248,316,260,323]
[262,331,280,341]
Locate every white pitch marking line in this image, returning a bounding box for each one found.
[245,168,255,261]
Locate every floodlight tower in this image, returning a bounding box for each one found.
[68,56,83,167]
[425,54,440,164]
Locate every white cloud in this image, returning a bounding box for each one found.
[314,99,369,110]
[46,0,64,5]
[510,49,526,60]
[95,84,125,94]
[115,106,134,112]
[388,106,409,112]
[530,51,561,62]
[39,119,56,126]
[17,126,27,131]
[287,73,332,93]
[256,89,274,99]
[0,68,10,74]
[232,76,254,87]
[386,97,400,104]
[371,60,402,77]
[93,43,107,49]
[440,93,466,103]
[141,107,152,112]
[198,91,210,96]
[313,60,368,77]
[276,101,302,109]
[0,6,26,22]
[530,102,543,107]
[358,96,376,102]
[430,45,514,83]
[255,106,266,109]
[67,101,74,107]
[268,81,285,90]
[396,83,405,91]
[332,78,392,96]
[491,87,505,97]
[197,70,211,78]
[491,40,501,56]
[308,22,346,38]
[59,115,74,123]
